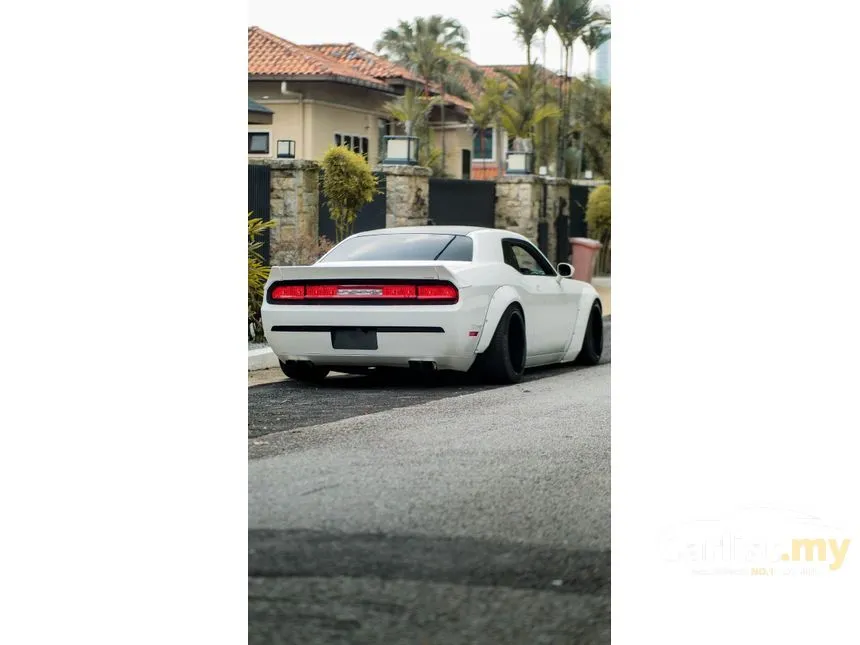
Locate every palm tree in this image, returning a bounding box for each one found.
[469,76,505,170]
[493,0,547,66]
[496,65,562,159]
[384,88,444,171]
[375,17,469,175]
[549,0,606,177]
[536,5,556,171]
[577,24,610,176]
[480,76,509,178]
[384,87,440,137]
[580,24,610,78]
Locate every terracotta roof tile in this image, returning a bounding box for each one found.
[304,43,422,82]
[249,28,473,111]
[308,41,471,110]
[248,27,391,91]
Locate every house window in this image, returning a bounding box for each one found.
[248,132,269,155]
[473,128,494,160]
[334,133,370,160]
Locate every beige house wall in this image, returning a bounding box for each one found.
[249,80,393,164]
[249,80,481,176]
[247,102,306,159]
[308,103,382,165]
[432,127,474,179]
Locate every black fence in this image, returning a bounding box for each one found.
[555,202,570,264]
[248,164,271,264]
[569,184,590,239]
[428,178,496,228]
[319,171,387,241]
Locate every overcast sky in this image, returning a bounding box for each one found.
[249,0,610,75]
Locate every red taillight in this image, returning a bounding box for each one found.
[417,284,458,301]
[305,285,339,298]
[270,282,458,303]
[380,285,417,298]
[270,285,305,300]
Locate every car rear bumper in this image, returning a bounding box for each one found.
[261,302,486,371]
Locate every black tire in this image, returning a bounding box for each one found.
[574,301,603,366]
[474,304,527,384]
[279,361,329,384]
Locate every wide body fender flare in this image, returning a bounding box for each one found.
[475,285,522,354]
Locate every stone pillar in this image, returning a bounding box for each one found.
[248,158,320,261]
[376,165,431,228]
[540,177,571,264]
[494,175,542,243]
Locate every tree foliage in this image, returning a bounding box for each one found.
[549,0,609,175]
[469,76,506,162]
[581,23,611,69]
[585,184,610,241]
[320,146,379,243]
[248,214,276,341]
[568,78,611,178]
[495,65,561,146]
[375,16,471,175]
[375,16,468,73]
[494,0,549,65]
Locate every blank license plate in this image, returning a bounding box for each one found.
[331,328,378,350]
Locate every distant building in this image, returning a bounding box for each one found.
[594,28,610,85]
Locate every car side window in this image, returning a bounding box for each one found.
[511,246,546,276]
[502,242,520,271]
[502,240,553,277]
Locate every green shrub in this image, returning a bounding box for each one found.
[321,146,379,242]
[585,184,611,242]
[248,213,275,341]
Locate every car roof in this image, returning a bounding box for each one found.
[350,226,528,241]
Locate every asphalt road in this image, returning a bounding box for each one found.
[249,320,610,644]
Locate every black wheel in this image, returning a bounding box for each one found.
[279,361,329,384]
[474,304,527,384]
[574,301,603,366]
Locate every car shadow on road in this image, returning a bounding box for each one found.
[248,320,609,438]
[289,360,601,391]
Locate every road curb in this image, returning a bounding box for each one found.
[249,346,279,371]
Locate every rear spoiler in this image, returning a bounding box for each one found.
[268,262,463,285]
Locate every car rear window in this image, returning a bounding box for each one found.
[318,233,473,263]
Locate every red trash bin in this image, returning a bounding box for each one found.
[569,237,602,283]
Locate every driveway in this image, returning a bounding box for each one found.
[249,320,610,644]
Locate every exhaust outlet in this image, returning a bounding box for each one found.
[408,360,437,371]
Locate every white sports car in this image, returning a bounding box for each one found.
[261,226,603,384]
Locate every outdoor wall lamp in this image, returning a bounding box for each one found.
[276,139,296,159]
[505,151,534,175]
[383,135,419,165]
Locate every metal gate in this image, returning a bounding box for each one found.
[555,196,570,264]
[569,184,590,238]
[428,178,496,228]
[248,164,271,264]
[319,171,387,241]
[537,182,549,254]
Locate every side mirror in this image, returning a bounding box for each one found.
[557,262,574,278]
